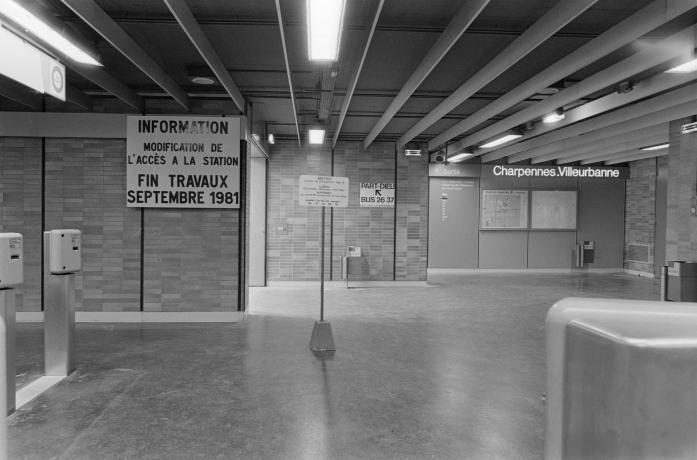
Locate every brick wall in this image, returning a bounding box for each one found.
[0,138,41,311]
[266,140,428,281]
[666,118,697,261]
[1,134,244,313]
[45,139,141,312]
[624,158,657,274]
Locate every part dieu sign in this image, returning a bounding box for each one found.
[126,116,240,208]
[359,182,395,207]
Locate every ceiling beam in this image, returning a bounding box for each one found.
[603,150,669,165]
[333,0,385,147]
[65,84,92,110]
[453,24,697,154]
[395,0,599,149]
[578,147,642,165]
[481,71,697,162]
[543,124,668,164]
[0,79,42,110]
[363,0,489,148]
[556,133,667,164]
[163,0,246,113]
[274,0,301,147]
[428,0,697,151]
[62,0,190,110]
[505,79,697,163]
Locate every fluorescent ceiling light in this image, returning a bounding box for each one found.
[640,143,669,151]
[448,152,473,163]
[666,58,697,73]
[307,0,346,61]
[404,149,422,156]
[543,109,565,124]
[0,0,101,66]
[479,133,523,149]
[309,128,325,144]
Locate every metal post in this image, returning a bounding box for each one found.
[0,311,7,460]
[660,265,669,302]
[43,232,75,376]
[320,206,325,322]
[0,289,14,415]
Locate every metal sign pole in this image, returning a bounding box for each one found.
[320,206,325,322]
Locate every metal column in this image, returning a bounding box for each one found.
[0,289,15,414]
[43,232,75,376]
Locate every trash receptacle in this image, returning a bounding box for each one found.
[667,261,697,301]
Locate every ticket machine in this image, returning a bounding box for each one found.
[43,229,81,376]
[0,233,23,414]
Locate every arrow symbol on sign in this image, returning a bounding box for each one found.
[375,190,382,196]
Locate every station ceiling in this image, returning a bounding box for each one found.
[1,0,697,165]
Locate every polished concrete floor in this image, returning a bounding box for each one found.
[9,272,659,459]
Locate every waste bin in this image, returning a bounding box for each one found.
[667,261,697,301]
[575,241,595,267]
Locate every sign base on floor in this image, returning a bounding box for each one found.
[310,320,335,352]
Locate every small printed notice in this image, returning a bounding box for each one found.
[126,116,240,208]
[481,190,528,229]
[299,175,349,207]
[359,182,395,207]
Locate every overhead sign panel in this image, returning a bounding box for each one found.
[483,164,629,179]
[0,27,65,101]
[126,116,241,208]
[299,175,349,207]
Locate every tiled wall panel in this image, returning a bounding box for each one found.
[0,138,41,311]
[624,158,657,274]
[266,141,427,281]
[45,139,141,312]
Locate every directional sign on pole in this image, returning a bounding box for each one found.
[299,175,349,208]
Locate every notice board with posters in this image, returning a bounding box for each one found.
[531,190,577,229]
[480,190,528,229]
[126,116,240,208]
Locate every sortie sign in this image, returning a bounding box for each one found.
[126,116,240,208]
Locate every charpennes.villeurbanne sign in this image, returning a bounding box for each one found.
[489,165,625,179]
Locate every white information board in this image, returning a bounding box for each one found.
[299,175,349,207]
[531,190,577,229]
[359,182,395,207]
[126,116,240,208]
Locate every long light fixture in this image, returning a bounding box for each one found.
[309,128,325,144]
[0,0,101,66]
[479,132,523,149]
[640,143,669,151]
[543,108,565,124]
[307,0,346,61]
[666,58,697,73]
[448,152,473,163]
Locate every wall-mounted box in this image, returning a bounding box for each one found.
[347,246,361,257]
[0,233,23,288]
[48,229,81,274]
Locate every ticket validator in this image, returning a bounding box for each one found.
[0,233,23,415]
[43,229,81,376]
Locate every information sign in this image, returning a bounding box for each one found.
[126,116,240,208]
[359,182,395,207]
[299,175,349,207]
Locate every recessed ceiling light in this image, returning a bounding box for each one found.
[640,143,669,151]
[543,109,565,124]
[448,152,473,163]
[307,0,346,61]
[479,133,523,149]
[0,0,101,65]
[191,76,216,85]
[309,128,325,144]
[666,58,697,73]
